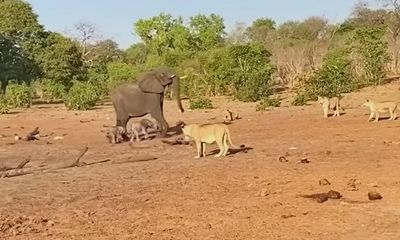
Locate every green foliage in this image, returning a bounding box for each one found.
[86,68,109,98]
[292,92,308,106]
[85,40,123,67]
[124,43,149,65]
[256,96,281,111]
[0,35,34,93]
[106,61,138,90]
[5,82,32,108]
[351,27,390,86]
[228,44,276,102]
[0,95,9,114]
[189,97,213,109]
[39,79,66,101]
[38,32,84,87]
[293,48,356,104]
[64,81,100,110]
[189,14,225,50]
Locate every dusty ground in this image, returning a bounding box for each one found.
[1,82,400,240]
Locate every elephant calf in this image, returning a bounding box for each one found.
[126,118,155,142]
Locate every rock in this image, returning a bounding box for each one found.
[368,191,383,200]
[347,178,360,191]
[53,136,64,140]
[300,158,310,163]
[278,156,289,162]
[319,178,331,186]
[325,150,332,155]
[256,189,270,197]
[326,190,342,199]
[281,214,296,219]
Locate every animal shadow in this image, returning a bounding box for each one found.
[328,112,347,117]
[209,146,253,156]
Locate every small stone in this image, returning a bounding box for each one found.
[281,214,296,219]
[347,178,360,191]
[326,190,342,199]
[14,135,21,141]
[368,191,383,200]
[300,158,310,163]
[325,150,332,155]
[319,178,331,186]
[257,189,270,197]
[279,156,288,162]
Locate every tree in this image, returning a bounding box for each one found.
[189,14,225,50]
[352,27,390,85]
[246,18,276,44]
[0,35,33,93]
[73,21,99,62]
[134,13,190,55]
[85,39,123,67]
[124,43,150,65]
[0,0,46,81]
[37,32,84,87]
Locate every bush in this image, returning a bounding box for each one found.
[291,92,308,106]
[256,96,281,111]
[189,97,213,109]
[87,68,109,99]
[64,81,100,110]
[39,79,66,102]
[5,82,32,108]
[106,61,138,90]
[0,95,9,114]
[351,27,390,86]
[292,48,356,105]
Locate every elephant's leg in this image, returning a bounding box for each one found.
[151,110,169,137]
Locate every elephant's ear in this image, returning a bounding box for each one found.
[138,72,165,94]
[155,71,174,86]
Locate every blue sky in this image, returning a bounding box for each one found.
[27,0,368,49]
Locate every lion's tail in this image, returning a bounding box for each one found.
[225,126,240,149]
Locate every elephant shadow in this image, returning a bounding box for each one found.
[209,146,253,156]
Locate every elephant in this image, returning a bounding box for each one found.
[110,67,184,137]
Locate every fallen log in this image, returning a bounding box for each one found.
[0,157,31,172]
[24,127,40,141]
[55,145,89,169]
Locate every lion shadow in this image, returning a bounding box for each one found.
[209,146,253,156]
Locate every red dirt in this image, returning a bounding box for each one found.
[1,83,400,239]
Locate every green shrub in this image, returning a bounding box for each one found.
[87,68,109,99]
[292,48,356,105]
[106,61,138,90]
[351,27,390,86]
[256,96,281,111]
[189,97,213,109]
[64,81,100,110]
[5,82,32,108]
[40,79,66,102]
[0,95,9,114]
[291,92,308,106]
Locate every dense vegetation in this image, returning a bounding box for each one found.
[0,0,399,112]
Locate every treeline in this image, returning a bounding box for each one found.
[0,0,398,113]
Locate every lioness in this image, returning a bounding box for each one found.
[363,99,398,122]
[317,96,342,118]
[181,123,239,158]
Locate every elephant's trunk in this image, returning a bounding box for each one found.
[173,77,184,113]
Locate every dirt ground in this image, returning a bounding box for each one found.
[1,82,400,240]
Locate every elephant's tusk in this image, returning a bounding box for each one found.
[180,75,188,79]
